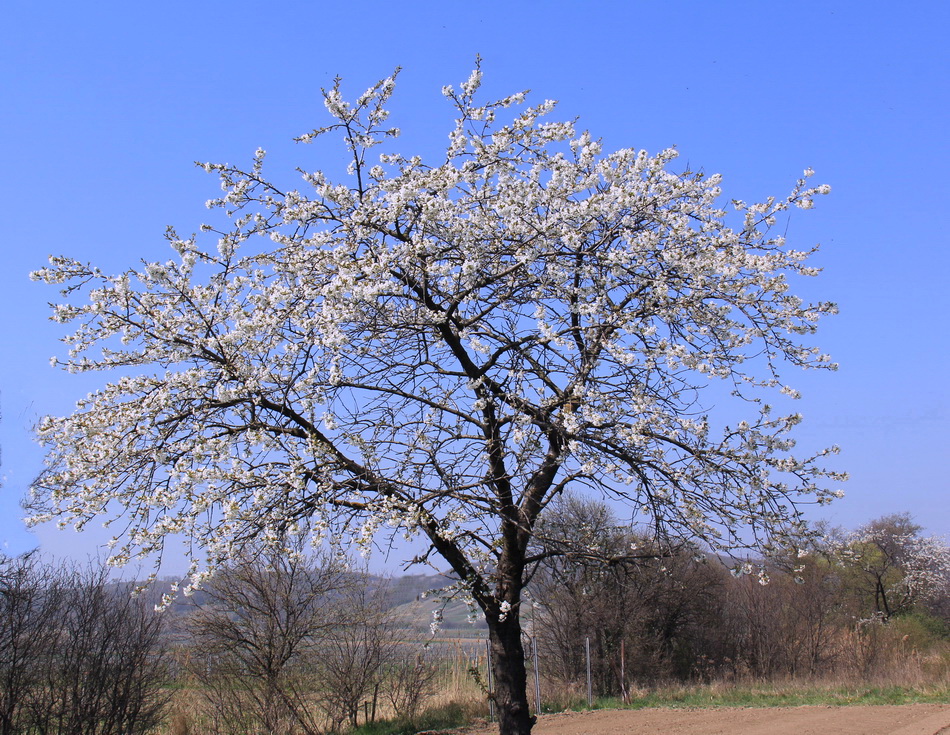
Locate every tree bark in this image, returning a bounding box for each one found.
[487,613,536,735]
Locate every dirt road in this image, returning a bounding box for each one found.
[460,704,950,735]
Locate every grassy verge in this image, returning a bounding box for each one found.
[542,682,950,713]
[622,683,950,708]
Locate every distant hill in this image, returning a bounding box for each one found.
[376,573,488,633]
[150,569,488,634]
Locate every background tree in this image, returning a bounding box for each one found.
[1,559,170,735]
[530,495,634,690]
[0,553,64,735]
[835,513,950,621]
[531,495,725,691]
[185,543,347,735]
[30,64,843,735]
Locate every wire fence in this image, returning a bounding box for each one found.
[425,633,620,723]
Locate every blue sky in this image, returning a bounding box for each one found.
[1,1,947,571]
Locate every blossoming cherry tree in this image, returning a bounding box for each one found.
[31,66,843,735]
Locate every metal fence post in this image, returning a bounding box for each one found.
[532,636,541,715]
[621,638,628,704]
[486,639,496,723]
[585,636,593,708]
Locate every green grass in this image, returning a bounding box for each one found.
[558,683,950,711]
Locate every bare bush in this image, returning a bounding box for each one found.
[315,582,400,731]
[0,557,170,735]
[721,561,844,678]
[383,644,442,721]
[185,544,348,735]
[0,553,64,735]
[34,564,170,735]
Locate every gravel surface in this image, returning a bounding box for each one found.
[458,704,950,735]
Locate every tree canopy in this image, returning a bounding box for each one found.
[30,65,844,734]
[836,513,950,620]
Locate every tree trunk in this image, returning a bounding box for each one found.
[487,614,536,735]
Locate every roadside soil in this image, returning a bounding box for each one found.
[458,704,950,735]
